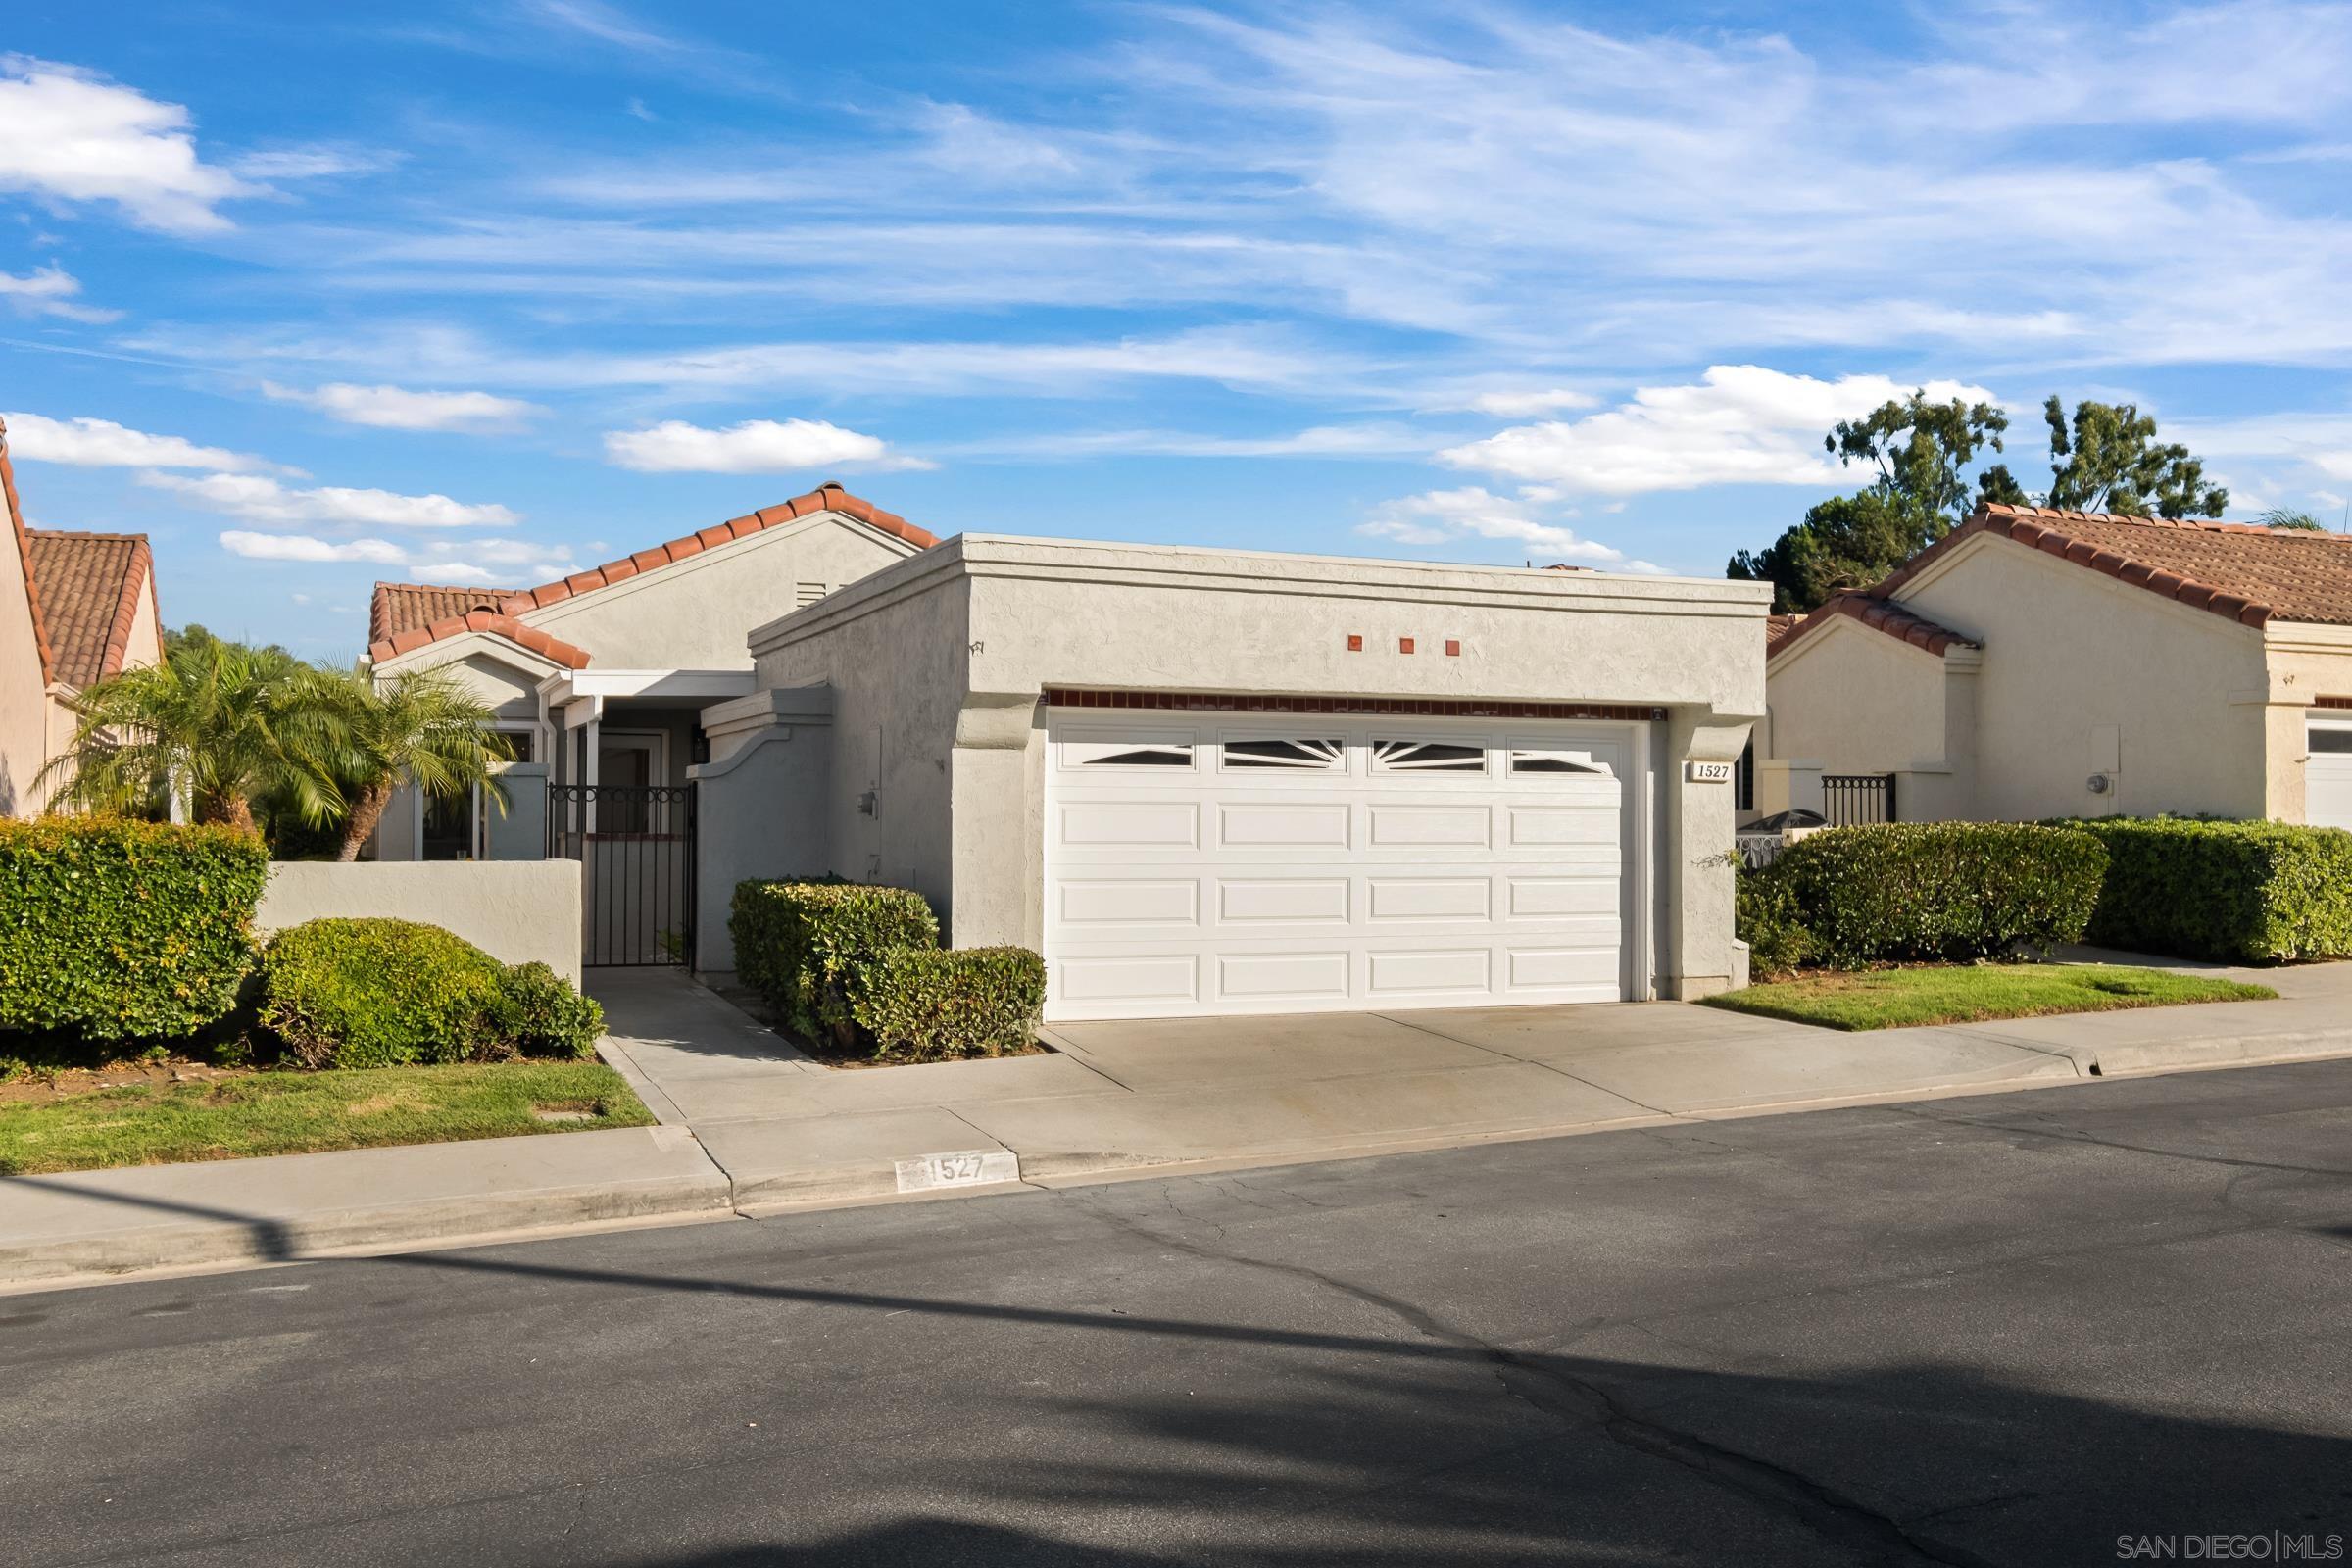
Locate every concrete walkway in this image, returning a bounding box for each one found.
[8,956,2350,1290]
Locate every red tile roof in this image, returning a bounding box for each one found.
[373,610,592,670]
[1887,504,2352,629]
[0,417,56,687]
[1767,592,1978,662]
[370,581,521,645]
[24,531,156,688]
[367,481,935,667]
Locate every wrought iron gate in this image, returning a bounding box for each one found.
[547,783,698,967]
[1822,772,1897,827]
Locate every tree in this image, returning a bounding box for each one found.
[2255,507,2326,531]
[314,667,513,861]
[40,638,338,833]
[1728,391,2015,612]
[2040,396,2226,517]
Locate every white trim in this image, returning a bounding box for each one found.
[371,628,565,680]
[540,668,758,703]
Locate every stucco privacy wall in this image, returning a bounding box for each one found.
[1896,534,2272,821]
[2260,624,2352,822]
[516,515,919,669]
[257,861,584,983]
[1766,617,1948,774]
[749,535,1769,1000]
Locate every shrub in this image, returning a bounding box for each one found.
[847,946,1047,1062]
[730,880,939,1044]
[492,962,606,1058]
[2061,816,2352,962]
[1773,823,2106,967]
[0,816,269,1042]
[260,917,509,1068]
[1734,860,1813,978]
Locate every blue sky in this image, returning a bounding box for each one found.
[5,0,2352,660]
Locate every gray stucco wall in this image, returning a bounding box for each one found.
[747,535,1767,1000]
[257,861,584,983]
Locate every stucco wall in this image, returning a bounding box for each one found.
[257,860,583,983]
[2256,627,2352,821]
[0,494,48,818]
[521,514,918,669]
[1896,538,2272,821]
[1765,618,1949,774]
[748,535,1767,999]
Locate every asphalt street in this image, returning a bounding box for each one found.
[4,1060,2349,1567]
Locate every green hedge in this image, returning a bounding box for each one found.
[259,918,606,1068]
[849,946,1047,1062]
[0,817,270,1041]
[1770,823,2107,967]
[730,880,939,1045]
[2061,817,2352,962]
[1734,861,1813,978]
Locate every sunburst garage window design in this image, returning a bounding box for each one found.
[1071,742,1195,767]
[1222,738,1345,769]
[1372,740,1487,772]
[1509,750,1609,775]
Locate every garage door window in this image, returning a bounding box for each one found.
[1509,749,1609,776]
[1067,740,1194,768]
[1222,738,1344,769]
[2312,729,2352,753]
[1372,739,1486,772]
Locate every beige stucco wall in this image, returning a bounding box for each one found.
[1765,617,1949,774]
[257,860,584,984]
[2253,625,2352,822]
[0,507,48,818]
[519,513,920,669]
[749,535,1769,1000]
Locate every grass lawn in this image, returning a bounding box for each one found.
[0,1060,654,1176]
[1701,963,2277,1032]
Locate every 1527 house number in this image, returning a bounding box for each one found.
[1685,760,1736,783]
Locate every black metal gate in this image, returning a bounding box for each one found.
[547,783,698,967]
[1822,772,1897,827]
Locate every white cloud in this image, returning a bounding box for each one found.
[220,531,407,564]
[1440,366,2000,496]
[0,58,256,234]
[263,381,544,432]
[1357,486,1661,571]
[220,530,574,581]
[0,263,119,323]
[228,146,398,180]
[602,417,927,473]
[1468,388,1596,417]
[945,422,1443,461]
[1,411,275,471]
[148,471,519,528]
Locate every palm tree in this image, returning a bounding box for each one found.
[2256,507,2328,532]
[41,638,339,833]
[316,667,514,861]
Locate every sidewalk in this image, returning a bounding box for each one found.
[8,956,2350,1290]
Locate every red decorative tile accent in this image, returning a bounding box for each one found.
[1041,689,1669,722]
[1445,639,1461,657]
[1398,636,1415,655]
[1346,634,1363,652]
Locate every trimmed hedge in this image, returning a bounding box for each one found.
[2062,817,2352,962]
[1770,823,2107,967]
[1734,861,1813,979]
[849,946,1048,1062]
[0,817,270,1041]
[259,918,607,1068]
[731,880,939,1045]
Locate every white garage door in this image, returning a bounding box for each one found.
[2311,716,2352,831]
[1043,711,1637,1021]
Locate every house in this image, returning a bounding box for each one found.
[0,416,166,816]
[363,481,936,859]
[696,532,1768,1019]
[1755,504,2352,830]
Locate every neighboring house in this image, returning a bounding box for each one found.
[0,416,166,816]
[700,533,1766,1019]
[363,481,936,859]
[1756,504,2352,830]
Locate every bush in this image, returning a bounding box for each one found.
[730,880,939,1045]
[848,946,1047,1062]
[1734,861,1813,978]
[0,816,270,1042]
[1772,823,2106,967]
[492,962,606,1058]
[260,918,510,1068]
[2061,817,2352,962]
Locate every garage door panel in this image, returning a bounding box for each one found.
[1057,878,1200,929]
[1217,877,1350,924]
[1218,951,1352,1002]
[1366,876,1491,921]
[1217,801,1350,849]
[1366,804,1492,848]
[1045,713,1634,1019]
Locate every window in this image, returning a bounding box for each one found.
[422,727,536,859]
[1372,739,1486,772]
[1222,738,1343,769]
[1507,749,1607,776]
[2312,727,2352,754]
[1736,738,1756,811]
